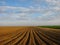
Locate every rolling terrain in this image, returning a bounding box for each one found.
[0,26,60,45]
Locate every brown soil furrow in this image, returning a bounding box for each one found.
[25,32,30,45]
[28,30,36,45]
[35,30,57,45]
[33,30,46,45]
[17,31,30,45]
[0,27,60,45]
[37,27,60,35]
[0,30,22,43]
[3,31,25,45]
[34,27,60,44]
[40,30,60,44]
[37,28,60,42]
[41,30,60,36]
[13,31,27,45]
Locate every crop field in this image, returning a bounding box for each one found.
[39,26,60,29]
[0,26,60,45]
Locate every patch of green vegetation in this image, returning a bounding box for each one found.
[39,26,60,29]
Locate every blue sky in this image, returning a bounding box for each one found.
[0,0,60,26]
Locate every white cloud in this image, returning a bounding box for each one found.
[0,0,60,26]
[0,6,40,21]
[0,5,60,25]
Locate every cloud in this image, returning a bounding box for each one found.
[0,6,40,13]
[0,5,60,25]
[0,0,60,26]
[0,6,40,21]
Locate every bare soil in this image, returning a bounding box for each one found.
[0,26,60,45]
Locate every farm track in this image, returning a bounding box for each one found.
[0,27,60,45]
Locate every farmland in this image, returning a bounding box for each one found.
[39,26,60,29]
[0,26,60,45]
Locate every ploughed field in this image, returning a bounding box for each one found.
[0,26,60,45]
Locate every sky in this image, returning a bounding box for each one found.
[0,0,60,26]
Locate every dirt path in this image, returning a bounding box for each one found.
[0,27,60,45]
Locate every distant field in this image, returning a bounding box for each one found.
[0,26,60,45]
[39,26,60,29]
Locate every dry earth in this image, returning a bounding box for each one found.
[0,26,60,45]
